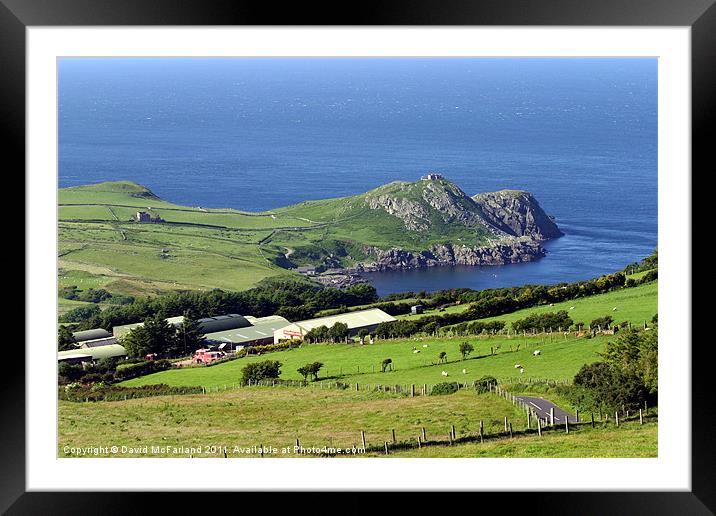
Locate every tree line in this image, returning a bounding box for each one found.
[61,278,379,331]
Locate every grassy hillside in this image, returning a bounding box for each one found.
[273,179,494,253]
[59,388,526,457]
[121,332,610,389]
[58,179,555,300]
[58,386,656,458]
[477,280,657,328]
[397,279,657,329]
[371,418,657,458]
[59,182,311,296]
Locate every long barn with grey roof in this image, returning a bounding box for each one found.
[273,308,395,343]
[204,315,291,350]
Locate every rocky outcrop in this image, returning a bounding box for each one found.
[472,190,563,241]
[419,180,490,229]
[366,194,431,232]
[352,240,546,272]
[363,179,561,242]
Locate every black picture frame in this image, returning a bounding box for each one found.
[5,0,708,513]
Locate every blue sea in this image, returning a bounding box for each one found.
[58,58,657,296]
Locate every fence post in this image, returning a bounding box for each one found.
[422,427,427,441]
[417,436,422,448]
[411,384,415,397]
[504,416,508,433]
[575,409,579,423]
[537,417,542,437]
[527,411,531,430]
[479,420,484,442]
[360,430,366,450]
[549,408,554,426]
[392,429,396,443]
[296,438,301,453]
[565,417,569,434]
[384,442,389,455]
[639,409,643,425]
[509,423,513,438]
[591,413,595,428]
[615,412,619,427]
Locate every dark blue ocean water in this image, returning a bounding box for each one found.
[58,58,657,295]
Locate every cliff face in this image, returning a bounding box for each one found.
[472,190,563,241]
[354,240,546,272]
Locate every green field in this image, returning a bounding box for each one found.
[58,182,314,296]
[477,281,657,328]
[121,332,610,389]
[374,418,657,458]
[398,278,657,328]
[59,388,526,457]
[58,386,656,458]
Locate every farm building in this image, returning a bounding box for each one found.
[78,336,117,348]
[205,315,291,350]
[196,314,252,334]
[273,308,396,343]
[72,328,112,342]
[57,343,127,364]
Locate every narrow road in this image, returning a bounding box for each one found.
[515,396,577,423]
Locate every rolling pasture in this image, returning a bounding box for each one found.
[58,388,526,457]
[121,333,610,389]
[58,182,319,295]
[397,277,657,328]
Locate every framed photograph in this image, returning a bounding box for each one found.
[8,0,709,511]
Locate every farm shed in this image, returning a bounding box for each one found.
[78,336,118,348]
[273,308,396,343]
[196,314,252,334]
[72,328,112,342]
[205,316,291,349]
[58,343,127,364]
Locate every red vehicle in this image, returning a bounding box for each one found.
[193,349,225,365]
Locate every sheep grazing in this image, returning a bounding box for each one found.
[520,368,525,374]
[533,350,541,356]
[423,344,428,348]
[569,306,575,310]
[612,307,618,311]
[462,369,467,374]
[413,349,421,354]
[441,371,449,377]
[514,364,522,369]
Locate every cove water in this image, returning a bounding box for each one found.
[59,58,657,296]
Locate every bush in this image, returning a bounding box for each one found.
[431,382,460,396]
[513,311,573,333]
[114,359,172,381]
[58,304,101,323]
[474,376,497,394]
[241,360,282,384]
[573,361,653,412]
[59,383,203,402]
[589,315,614,330]
[58,362,86,383]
